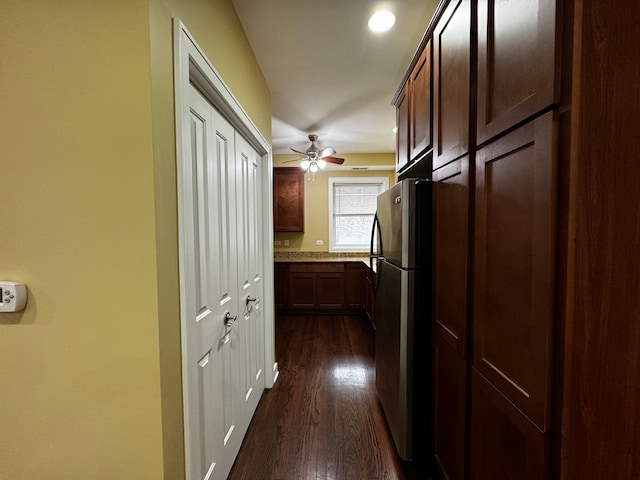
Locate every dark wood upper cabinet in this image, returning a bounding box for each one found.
[410,42,433,161]
[433,0,472,170]
[393,39,433,176]
[476,0,559,145]
[395,83,411,172]
[273,167,304,232]
[432,157,471,356]
[473,112,557,430]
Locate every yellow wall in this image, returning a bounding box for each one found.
[273,153,397,251]
[0,1,270,479]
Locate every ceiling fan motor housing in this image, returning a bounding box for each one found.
[307,135,319,158]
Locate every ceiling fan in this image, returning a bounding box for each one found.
[284,134,345,173]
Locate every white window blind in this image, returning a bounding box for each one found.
[328,177,388,252]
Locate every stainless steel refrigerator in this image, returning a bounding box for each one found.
[370,178,432,463]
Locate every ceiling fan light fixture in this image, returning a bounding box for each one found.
[317,159,326,169]
[301,159,310,170]
[309,162,319,173]
[368,10,396,33]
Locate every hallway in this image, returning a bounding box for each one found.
[228,314,434,479]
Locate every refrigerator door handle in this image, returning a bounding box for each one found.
[370,213,380,258]
[369,213,383,295]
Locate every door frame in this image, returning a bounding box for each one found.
[173,18,278,478]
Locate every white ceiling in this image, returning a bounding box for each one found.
[231,0,439,155]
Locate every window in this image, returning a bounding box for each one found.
[328,177,389,252]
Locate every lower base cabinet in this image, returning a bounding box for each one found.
[274,262,289,309]
[345,263,364,308]
[363,265,375,329]
[275,261,367,312]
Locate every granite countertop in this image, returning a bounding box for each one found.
[274,251,370,264]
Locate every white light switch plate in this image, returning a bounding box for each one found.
[0,281,27,312]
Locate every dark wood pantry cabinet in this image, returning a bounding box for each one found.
[431,156,471,480]
[432,158,471,356]
[393,0,640,479]
[473,112,557,432]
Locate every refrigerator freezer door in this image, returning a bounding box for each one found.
[376,181,413,268]
[376,179,433,270]
[375,259,415,460]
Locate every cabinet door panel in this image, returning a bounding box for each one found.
[274,263,289,309]
[477,0,558,144]
[410,42,432,160]
[273,167,304,232]
[433,0,471,169]
[473,112,556,429]
[289,272,316,309]
[470,369,548,480]
[396,83,410,172]
[432,157,470,356]
[345,263,363,309]
[316,273,345,309]
[433,335,467,480]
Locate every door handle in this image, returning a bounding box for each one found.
[245,295,257,306]
[369,213,382,296]
[223,311,237,327]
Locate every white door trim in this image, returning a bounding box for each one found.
[173,18,277,479]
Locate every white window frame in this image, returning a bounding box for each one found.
[328,176,389,252]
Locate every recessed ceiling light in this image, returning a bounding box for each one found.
[368,10,396,33]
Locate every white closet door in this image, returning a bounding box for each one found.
[184,85,245,480]
[234,132,265,423]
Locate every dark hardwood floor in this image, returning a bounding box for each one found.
[228,313,435,480]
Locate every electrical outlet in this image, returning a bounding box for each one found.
[284,240,290,246]
[274,240,282,246]
[316,240,323,245]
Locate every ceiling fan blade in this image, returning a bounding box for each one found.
[323,156,345,165]
[282,158,303,163]
[290,148,308,155]
[319,146,336,158]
